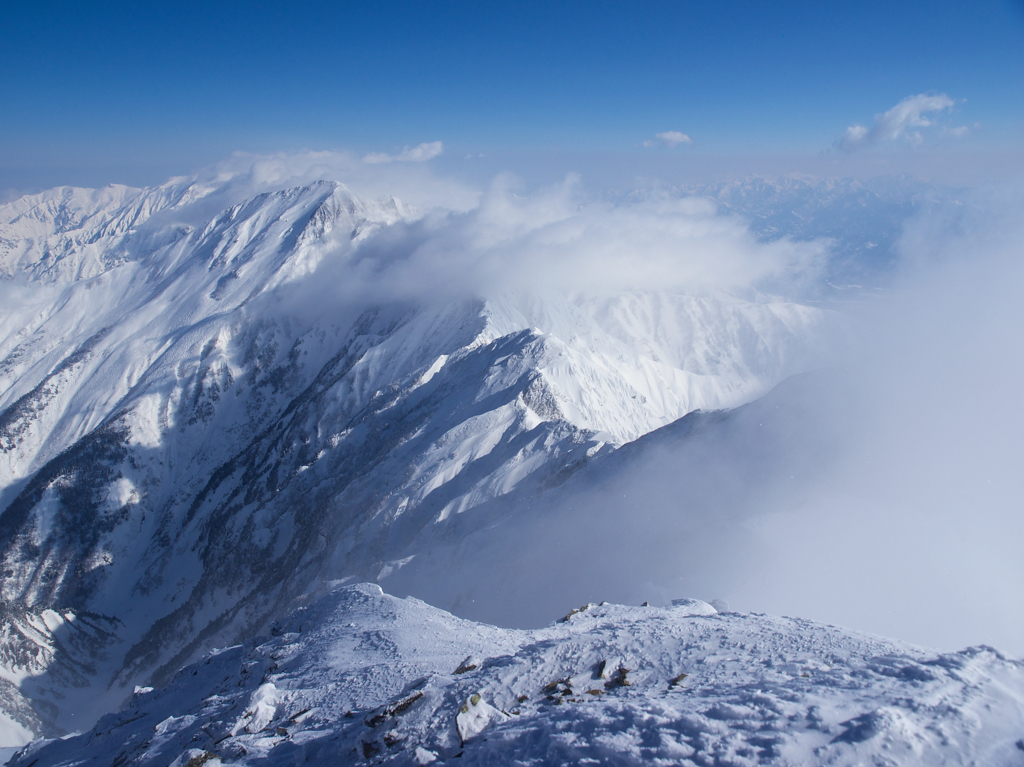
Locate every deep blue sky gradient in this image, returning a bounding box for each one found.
[2,0,1022,192]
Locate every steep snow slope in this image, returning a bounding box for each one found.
[0,177,839,738]
[381,370,845,627]
[379,352,1024,664]
[0,181,218,283]
[0,179,416,732]
[0,180,406,502]
[11,584,1024,767]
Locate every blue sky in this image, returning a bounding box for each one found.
[2,0,1022,192]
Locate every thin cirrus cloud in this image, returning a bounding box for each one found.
[836,93,970,151]
[643,131,693,148]
[363,141,444,164]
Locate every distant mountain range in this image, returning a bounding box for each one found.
[616,174,953,294]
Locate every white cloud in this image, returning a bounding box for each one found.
[363,141,444,164]
[643,131,693,148]
[300,173,825,310]
[836,93,956,151]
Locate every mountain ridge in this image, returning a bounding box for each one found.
[0,175,841,740]
[11,583,1024,767]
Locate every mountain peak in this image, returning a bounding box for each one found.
[0,174,838,739]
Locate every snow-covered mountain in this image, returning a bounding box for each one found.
[0,175,842,742]
[12,584,1024,766]
[378,369,850,629]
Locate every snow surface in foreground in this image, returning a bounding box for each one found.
[12,584,1024,767]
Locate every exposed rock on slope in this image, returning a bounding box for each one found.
[12,584,1024,767]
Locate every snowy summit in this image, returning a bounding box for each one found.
[12,584,1024,767]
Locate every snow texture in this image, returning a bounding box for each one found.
[10,584,1024,767]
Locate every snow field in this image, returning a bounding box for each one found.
[11,584,1024,767]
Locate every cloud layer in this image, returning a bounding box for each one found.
[363,141,444,164]
[837,93,958,151]
[644,131,693,148]
[142,150,837,336]
[743,183,1024,652]
[293,173,826,316]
